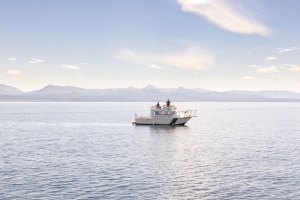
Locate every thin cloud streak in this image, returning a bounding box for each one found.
[278,47,297,53]
[78,74,86,79]
[265,56,277,61]
[249,65,278,73]
[27,58,44,64]
[256,66,278,73]
[271,75,284,78]
[178,0,270,36]
[162,47,214,70]
[61,64,80,70]
[147,64,161,69]
[117,49,142,65]
[287,64,300,72]
[7,70,22,75]
[117,47,214,71]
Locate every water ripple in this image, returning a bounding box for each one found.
[1,102,300,199]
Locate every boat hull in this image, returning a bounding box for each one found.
[135,116,192,125]
[175,117,192,125]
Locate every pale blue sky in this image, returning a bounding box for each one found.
[1,0,300,92]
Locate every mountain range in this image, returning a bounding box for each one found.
[1,83,300,102]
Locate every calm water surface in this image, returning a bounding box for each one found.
[1,102,300,199]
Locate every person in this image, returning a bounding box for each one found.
[156,102,160,108]
[166,99,171,107]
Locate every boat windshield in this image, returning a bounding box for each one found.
[153,111,176,115]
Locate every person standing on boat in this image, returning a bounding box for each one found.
[166,99,171,107]
[156,102,160,108]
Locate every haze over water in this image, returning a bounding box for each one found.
[1,102,300,199]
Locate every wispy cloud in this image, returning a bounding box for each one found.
[78,74,86,79]
[278,47,297,53]
[162,47,214,70]
[117,47,214,71]
[248,65,259,68]
[178,0,270,36]
[80,63,88,65]
[265,56,277,61]
[8,58,17,61]
[118,49,142,65]
[256,66,278,73]
[7,70,22,75]
[249,65,278,73]
[241,76,256,81]
[147,64,161,69]
[287,64,300,72]
[247,48,255,55]
[27,58,44,64]
[271,75,284,78]
[61,64,80,70]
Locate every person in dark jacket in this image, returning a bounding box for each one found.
[166,99,171,107]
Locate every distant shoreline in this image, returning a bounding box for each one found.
[1,100,300,103]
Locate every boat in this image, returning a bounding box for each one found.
[133,99,197,125]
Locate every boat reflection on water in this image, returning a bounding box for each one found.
[134,123,191,135]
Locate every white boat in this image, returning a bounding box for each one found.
[133,100,197,125]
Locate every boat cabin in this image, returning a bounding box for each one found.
[150,104,177,116]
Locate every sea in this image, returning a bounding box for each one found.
[1,102,300,199]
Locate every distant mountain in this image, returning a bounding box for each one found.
[194,88,210,93]
[124,86,139,91]
[1,83,300,102]
[28,85,90,95]
[0,84,23,95]
[142,84,158,90]
[140,85,209,93]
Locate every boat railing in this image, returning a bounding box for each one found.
[136,109,197,119]
[151,105,176,109]
[151,106,160,109]
[176,110,197,118]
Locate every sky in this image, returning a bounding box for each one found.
[1,0,300,92]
